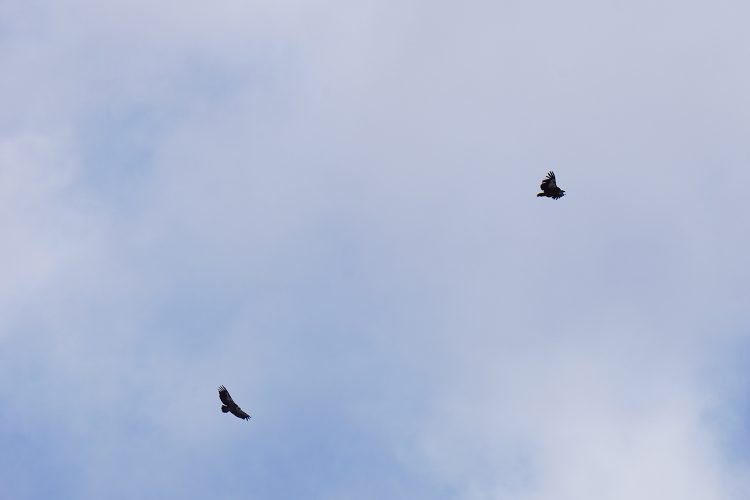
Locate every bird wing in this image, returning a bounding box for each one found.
[542,171,558,190]
[230,406,251,420]
[550,190,565,199]
[218,385,235,406]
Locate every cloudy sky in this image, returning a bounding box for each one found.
[2,0,750,498]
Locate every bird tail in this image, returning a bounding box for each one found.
[221,405,230,413]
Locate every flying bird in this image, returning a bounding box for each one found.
[537,171,565,199]
[218,385,251,421]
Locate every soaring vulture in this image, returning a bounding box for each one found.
[537,171,565,199]
[218,385,251,420]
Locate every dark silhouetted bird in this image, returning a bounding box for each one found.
[218,385,251,420]
[537,171,565,199]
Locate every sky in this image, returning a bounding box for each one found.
[1,0,750,498]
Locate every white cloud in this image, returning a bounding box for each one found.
[1,0,750,498]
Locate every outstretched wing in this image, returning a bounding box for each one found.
[218,385,235,406]
[540,171,557,191]
[230,406,251,420]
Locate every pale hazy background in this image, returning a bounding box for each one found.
[2,1,750,499]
